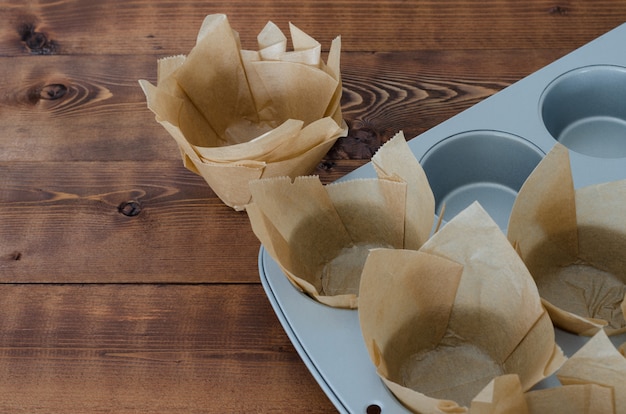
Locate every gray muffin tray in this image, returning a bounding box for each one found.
[259,23,626,413]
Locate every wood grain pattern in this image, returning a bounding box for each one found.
[0,55,173,162]
[1,0,625,55]
[0,49,568,163]
[0,161,261,283]
[2,0,626,412]
[0,284,335,413]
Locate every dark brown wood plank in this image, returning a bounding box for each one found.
[0,283,335,413]
[0,161,262,283]
[0,55,176,162]
[0,48,572,163]
[1,0,625,56]
[0,156,364,284]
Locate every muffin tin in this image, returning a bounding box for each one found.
[259,22,626,413]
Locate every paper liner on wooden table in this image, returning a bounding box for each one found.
[508,143,626,336]
[139,14,347,210]
[246,132,435,308]
[470,374,614,414]
[358,202,565,413]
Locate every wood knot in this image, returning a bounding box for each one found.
[548,5,569,15]
[26,83,68,105]
[18,23,58,54]
[40,84,68,100]
[317,160,336,171]
[326,124,384,160]
[118,200,142,217]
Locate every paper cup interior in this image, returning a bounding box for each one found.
[419,131,544,230]
[541,65,626,158]
[384,309,509,406]
[288,214,395,298]
[524,225,626,333]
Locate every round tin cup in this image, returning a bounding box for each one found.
[419,131,544,231]
[540,65,626,158]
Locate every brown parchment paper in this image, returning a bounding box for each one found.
[358,202,565,413]
[246,131,434,308]
[470,374,614,414]
[470,374,529,414]
[525,384,614,414]
[556,329,625,413]
[508,142,626,335]
[139,14,347,210]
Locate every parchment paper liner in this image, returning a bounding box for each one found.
[474,329,626,413]
[470,374,614,413]
[246,132,434,308]
[358,202,565,413]
[556,329,625,413]
[508,142,626,336]
[139,14,347,210]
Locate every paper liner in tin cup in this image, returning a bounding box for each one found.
[245,132,434,308]
[470,374,614,414]
[508,143,626,336]
[358,202,565,413]
[139,14,347,210]
[553,329,625,413]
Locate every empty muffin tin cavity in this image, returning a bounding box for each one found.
[541,65,626,158]
[419,131,544,231]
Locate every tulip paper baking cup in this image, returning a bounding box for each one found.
[470,374,613,414]
[358,202,565,413]
[246,132,435,308]
[139,14,347,210]
[508,143,626,336]
[468,332,626,413]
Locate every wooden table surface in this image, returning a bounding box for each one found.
[1,1,626,412]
